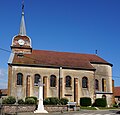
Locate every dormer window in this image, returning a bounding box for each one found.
[17,53,24,58]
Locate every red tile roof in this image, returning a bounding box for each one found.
[11,50,112,70]
[114,87,120,96]
[0,89,8,95]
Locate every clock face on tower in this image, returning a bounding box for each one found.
[11,35,32,54]
[18,39,25,45]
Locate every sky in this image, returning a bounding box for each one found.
[0,0,120,89]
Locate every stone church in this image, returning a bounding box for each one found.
[8,4,113,106]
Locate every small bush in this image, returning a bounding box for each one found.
[43,98,50,105]
[50,97,60,105]
[80,97,92,106]
[60,98,69,105]
[30,96,38,104]
[44,97,60,105]
[118,103,120,107]
[93,98,107,107]
[25,96,38,105]
[25,96,38,104]
[4,96,16,104]
[2,98,7,104]
[113,104,118,108]
[18,99,24,104]
[25,98,35,105]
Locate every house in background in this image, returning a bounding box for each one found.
[114,87,120,104]
[8,3,113,106]
[0,89,8,98]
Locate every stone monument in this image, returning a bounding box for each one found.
[34,79,48,113]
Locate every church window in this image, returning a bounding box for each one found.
[50,75,56,87]
[17,73,23,85]
[34,74,41,86]
[95,79,99,90]
[102,78,106,92]
[82,76,88,88]
[65,76,71,87]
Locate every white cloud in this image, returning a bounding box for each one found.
[0,68,8,89]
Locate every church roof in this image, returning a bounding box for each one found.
[10,50,112,70]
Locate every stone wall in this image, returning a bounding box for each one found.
[1,105,80,114]
[45,105,67,112]
[2,105,36,113]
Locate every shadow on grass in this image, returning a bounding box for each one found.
[116,111,120,114]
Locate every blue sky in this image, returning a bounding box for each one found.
[0,0,120,88]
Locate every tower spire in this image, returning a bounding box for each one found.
[19,0,26,36]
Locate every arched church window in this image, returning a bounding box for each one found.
[95,79,99,90]
[65,76,71,87]
[82,76,88,88]
[34,74,41,86]
[50,75,56,87]
[17,73,23,85]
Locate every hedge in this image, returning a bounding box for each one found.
[93,98,107,107]
[80,97,91,106]
[25,96,38,104]
[18,99,25,104]
[2,96,16,104]
[60,98,69,105]
[25,98,35,105]
[44,97,60,105]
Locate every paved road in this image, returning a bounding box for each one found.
[17,110,120,115]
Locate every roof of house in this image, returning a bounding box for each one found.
[10,50,112,70]
[0,89,8,95]
[114,87,120,96]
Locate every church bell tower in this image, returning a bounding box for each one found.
[11,1,32,54]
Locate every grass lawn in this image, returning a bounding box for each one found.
[80,106,97,110]
[98,107,118,110]
[80,106,118,110]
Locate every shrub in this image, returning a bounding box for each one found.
[25,96,38,104]
[80,97,92,106]
[4,96,16,104]
[44,97,60,105]
[60,98,69,105]
[2,98,7,104]
[118,103,120,107]
[30,96,38,104]
[18,99,24,104]
[49,97,60,105]
[25,97,35,105]
[43,97,50,105]
[93,98,107,107]
[113,104,118,108]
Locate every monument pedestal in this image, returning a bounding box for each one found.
[34,80,48,113]
[34,110,48,113]
[34,99,48,113]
